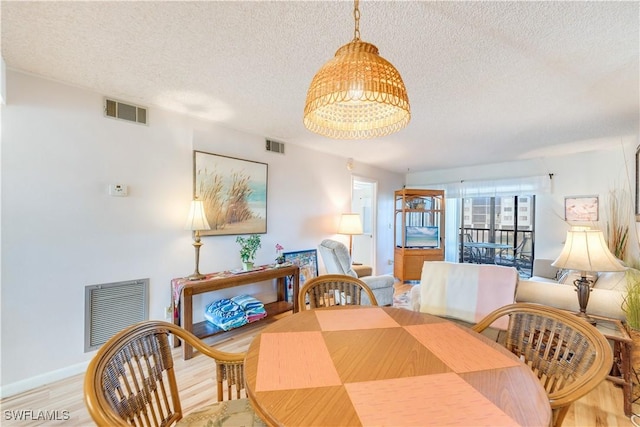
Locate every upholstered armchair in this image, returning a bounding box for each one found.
[317,239,395,306]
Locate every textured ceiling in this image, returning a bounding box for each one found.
[2,1,638,174]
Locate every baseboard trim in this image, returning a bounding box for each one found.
[0,361,89,399]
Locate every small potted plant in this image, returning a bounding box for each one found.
[236,234,261,270]
[275,243,285,265]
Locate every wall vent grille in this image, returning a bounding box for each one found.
[104,98,148,125]
[266,139,285,154]
[84,278,149,352]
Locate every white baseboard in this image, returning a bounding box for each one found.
[0,361,89,399]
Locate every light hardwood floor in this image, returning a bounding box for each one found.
[1,296,635,427]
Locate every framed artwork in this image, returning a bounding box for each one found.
[564,195,599,222]
[193,150,268,236]
[636,145,640,221]
[283,249,319,303]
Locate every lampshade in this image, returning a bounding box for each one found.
[551,228,625,273]
[338,213,363,235]
[184,200,211,231]
[303,0,410,139]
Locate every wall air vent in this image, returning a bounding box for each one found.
[266,139,285,154]
[104,98,148,125]
[84,278,149,352]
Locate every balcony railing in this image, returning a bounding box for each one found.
[459,227,534,278]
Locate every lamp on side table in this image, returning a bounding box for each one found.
[184,198,211,281]
[551,227,626,325]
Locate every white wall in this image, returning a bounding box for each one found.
[0,70,403,395]
[406,137,640,262]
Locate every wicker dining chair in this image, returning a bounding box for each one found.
[84,320,265,427]
[298,274,378,310]
[472,303,613,427]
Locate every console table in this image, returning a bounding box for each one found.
[171,264,300,359]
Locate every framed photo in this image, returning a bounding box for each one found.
[564,195,599,222]
[283,249,319,302]
[193,150,267,236]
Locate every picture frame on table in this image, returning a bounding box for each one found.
[193,150,268,236]
[283,249,319,303]
[564,195,599,222]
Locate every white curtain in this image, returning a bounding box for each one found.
[415,175,551,262]
[427,174,551,198]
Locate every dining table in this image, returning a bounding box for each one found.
[462,241,513,264]
[244,305,551,427]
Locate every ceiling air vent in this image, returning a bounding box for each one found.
[104,98,148,125]
[266,138,285,154]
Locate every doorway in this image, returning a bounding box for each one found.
[351,176,377,271]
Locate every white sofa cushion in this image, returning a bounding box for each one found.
[516,279,626,320]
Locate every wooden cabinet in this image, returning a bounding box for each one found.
[394,189,445,282]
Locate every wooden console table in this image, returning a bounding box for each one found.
[171,264,299,359]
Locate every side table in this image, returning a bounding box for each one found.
[589,313,633,416]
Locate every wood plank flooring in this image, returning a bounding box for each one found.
[1,287,635,426]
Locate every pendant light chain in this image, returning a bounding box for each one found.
[353,0,361,41]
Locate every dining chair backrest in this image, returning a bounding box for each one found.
[84,320,258,426]
[298,274,378,310]
[472,303,613,427]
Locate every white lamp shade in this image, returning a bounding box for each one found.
[551,229,625,273]
[184,200,211,231]
[337,213,363,235]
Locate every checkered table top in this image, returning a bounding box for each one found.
[245,306,550,427]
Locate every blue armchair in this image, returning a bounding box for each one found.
[318,239,395,306]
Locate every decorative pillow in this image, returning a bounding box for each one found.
[594,271,627,290]
[555,268,570,283]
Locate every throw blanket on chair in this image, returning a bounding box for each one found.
[419,261,518,329]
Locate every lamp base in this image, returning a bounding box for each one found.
[187,272,207,281]
[575,311,597,326]
[574,276,596,326]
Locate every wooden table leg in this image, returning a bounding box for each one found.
[183,288,194,360]
[619,339,632,416]
[292,271,300,313]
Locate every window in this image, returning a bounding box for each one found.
[459,195,535,277]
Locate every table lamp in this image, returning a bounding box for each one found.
[184,198,211,280]
[551,227,625,325]
[337,213,363,257]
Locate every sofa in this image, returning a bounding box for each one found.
[317,239,395,306]
[516,258,627,321]
[410,259,628,322]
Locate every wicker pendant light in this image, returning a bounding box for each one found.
[304,0,410,139]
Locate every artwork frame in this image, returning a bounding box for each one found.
[564,195,599,222]
[193,150,268,236]
[283,249,318,303]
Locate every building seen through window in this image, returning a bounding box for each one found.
[460,195,534,277]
